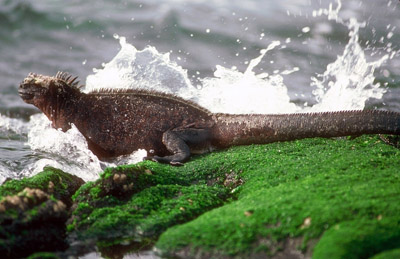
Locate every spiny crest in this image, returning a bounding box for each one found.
[89,88,212,115]
[55,71,82,89]
[214,109,396,117]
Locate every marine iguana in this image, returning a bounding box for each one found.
[19,72,400,165]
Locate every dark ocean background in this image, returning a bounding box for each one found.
[0,0,399,183]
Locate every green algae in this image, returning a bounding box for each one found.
[0,166,84,206]
[155,136,400,258]
[0,167,84,258]
[27,252,59,259]
[69,162,236,250]
[72,185,227,244]
[371,248,400,259]
[5,135,399,258]
[313,218,400,258]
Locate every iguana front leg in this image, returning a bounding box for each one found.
[144,128,211,165]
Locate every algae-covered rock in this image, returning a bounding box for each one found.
[0,166,84,207]
[371,248,400,259]
[155,136,400,258]
[68,163,237,254]
[0,167,84,258]
[3,135,399,258]
[27,252,59,259]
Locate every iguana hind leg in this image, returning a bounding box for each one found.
[144,128,211,166]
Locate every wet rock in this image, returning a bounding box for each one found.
[0,167,84,258]
[67,163,234,254]
[8,136,398,258]
[155,136,400,258]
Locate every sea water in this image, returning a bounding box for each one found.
[0,0,399,184]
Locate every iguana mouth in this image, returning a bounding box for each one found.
[19,73,44,102]
[18,88,34,100]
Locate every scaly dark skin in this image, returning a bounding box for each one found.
[19,72,400,165]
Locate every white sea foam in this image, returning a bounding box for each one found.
[310,18,388,111]
[0,164,14,185]
[85,36,196,100]
[308,0,393,112]
[22,114,146,182]
[22,114,103,181]
[0,113,30,135]
[85,37,300,114]
[197,40,303,114]
[84,2,396,115]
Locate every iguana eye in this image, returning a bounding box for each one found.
[33,78,44,85]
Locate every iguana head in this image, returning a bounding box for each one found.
[19,72,82,130]
[19,72,80,107]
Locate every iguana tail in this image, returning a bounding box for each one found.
[211,110,400,147]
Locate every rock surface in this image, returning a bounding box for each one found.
[155,136,400,258]
[1,136,400,258]
[67,162,235,255]
[0,167,84,258]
